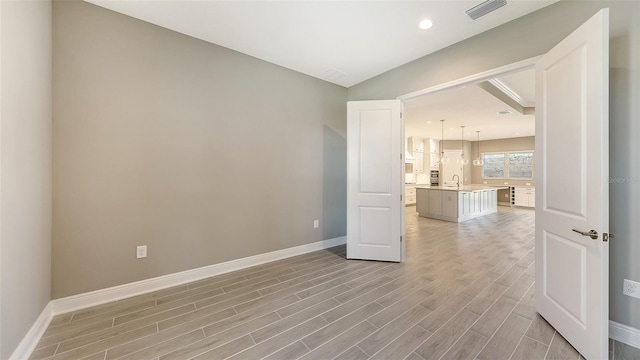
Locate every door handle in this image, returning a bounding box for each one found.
[572,229,598,240]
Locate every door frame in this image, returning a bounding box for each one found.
[397,56,540,103]
[396,56,540,215]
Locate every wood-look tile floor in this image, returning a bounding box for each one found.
[32,206,585,360]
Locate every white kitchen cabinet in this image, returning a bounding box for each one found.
[407,137,426,173]
[405,185,417,205]
[472,191,480,213]
[429,153,439,171]
[460,192,471,217]
[408,138,438,172]
[425,139,440,171]
[428,138,440,154]
[409,137,424,153]
[514,187,535,208]
[414,152,424,173]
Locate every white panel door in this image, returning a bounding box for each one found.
[347,100,404,262]
[535,9,609,360]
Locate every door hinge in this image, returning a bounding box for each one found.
[400,195,403,201]
[603,233,614,242]
[400,112,403,119]
[400,236,403,242]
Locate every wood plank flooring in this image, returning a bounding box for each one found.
[32,206,585,360]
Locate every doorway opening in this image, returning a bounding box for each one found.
[347,9,609,359]
[401,57,537,226]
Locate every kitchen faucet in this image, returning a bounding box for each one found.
[452,174,460,187]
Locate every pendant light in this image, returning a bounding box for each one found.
[438,120,449,164]
[458,126,469,165]
[473,131,484,166]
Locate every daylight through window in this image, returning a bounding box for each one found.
[482,151,534,179]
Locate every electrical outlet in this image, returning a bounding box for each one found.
[136,245,147,259]
[623,279,640,299]
[313,220,319,229]
[503,182,509,185]
[483,181,488,184]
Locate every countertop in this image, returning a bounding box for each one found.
[416,185,509,192]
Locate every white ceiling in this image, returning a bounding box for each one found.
[85,0,557,88]
[404,68,535,141]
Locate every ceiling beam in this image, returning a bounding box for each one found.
[476,81,535,115]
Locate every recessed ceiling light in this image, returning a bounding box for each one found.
[426,121,432,124]
[418,19,433,30]
[497,110,512,115]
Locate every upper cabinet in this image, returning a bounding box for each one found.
[414,152,425,173]
[407,137,440,172]
[428,138,440,154]
[408,137,440,155]
[429,153,440,170]
[408,137,424,153]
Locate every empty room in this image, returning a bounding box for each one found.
[1,0,639,359]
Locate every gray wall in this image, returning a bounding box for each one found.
[0,1,52,358]
[469,136,536,186]
[348,1,640,330]
[52,1,347,298]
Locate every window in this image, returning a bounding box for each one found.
[508,152,534,178]
[482,151,534,179]
[482,153,505,178]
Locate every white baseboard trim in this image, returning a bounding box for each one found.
[51,236,346,315]
[10,236,346,359]
[610,321,640,350]
[323,236,347,248]
[9,302,53,360]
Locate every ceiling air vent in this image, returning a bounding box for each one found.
[320,68,346,82]
[466,0,508,20]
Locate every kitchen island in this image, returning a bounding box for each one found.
[416,185,508,223]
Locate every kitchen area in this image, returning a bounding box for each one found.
[405,131,536,223]
[404,136,439,206]
[403,69,537,223]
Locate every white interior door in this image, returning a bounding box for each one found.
[535,9,609,360]
[347,100,404,262]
